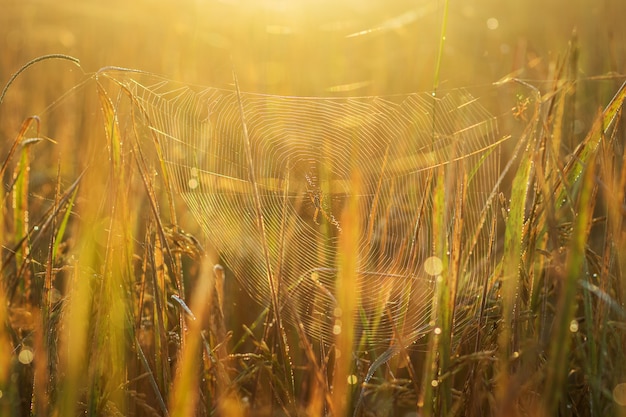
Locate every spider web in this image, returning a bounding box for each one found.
[98,69,522,351]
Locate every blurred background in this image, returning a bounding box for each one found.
[1,0,624,97]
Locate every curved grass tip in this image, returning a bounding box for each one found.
[0,54,81,106]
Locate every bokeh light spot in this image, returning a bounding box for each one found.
[487,17,499,30]
[424,256,443,276]
[613,383,626,406]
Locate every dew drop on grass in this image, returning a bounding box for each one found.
[431,379,439,387]
[18,348,34,365]
[434,327,442,335]
[569,320,579,333]
[333,321,342,335]
[347,374,358,385]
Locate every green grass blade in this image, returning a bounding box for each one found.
[496,106,538,413]
[419,165,446,417]
[544,145,598,415]
[558,80,626,207]
[52,185,79,263]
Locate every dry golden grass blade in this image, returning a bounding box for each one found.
[333,168,361,417]
[0,284,10,416]
[0,54,80,106]
[231,68,283,344]
[55,239,96,416]
[169,257,218,417]
[437,163,467,415]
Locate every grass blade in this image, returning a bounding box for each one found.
[544,141,598,416]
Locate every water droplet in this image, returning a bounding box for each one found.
[333,322,342,335]
[569,320,579,333]
[347,374,358,385]
[434,327,442,335]
[431,379,439,387]
[18,348,34,365]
